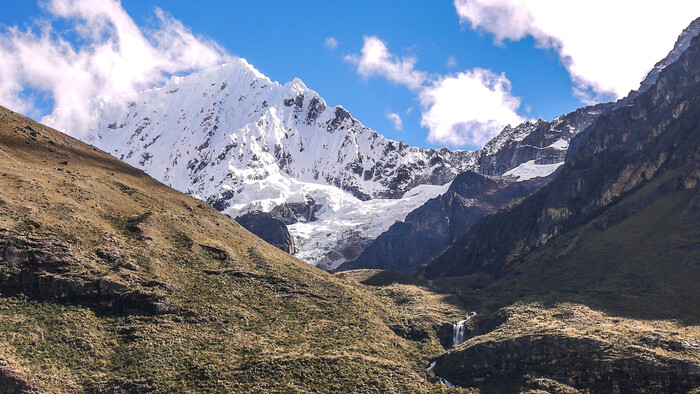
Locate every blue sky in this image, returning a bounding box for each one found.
[1,1,699,150]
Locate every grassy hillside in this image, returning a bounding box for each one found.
[438,166,700,322]
[0,106,461,392]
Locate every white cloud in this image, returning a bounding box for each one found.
[454,0,700,101]
[346,36,525,148]
[344,36,427,90]
[0,0,230,135]
[385,111,403,131]
[420,69,524,147]
[324,36,339,49]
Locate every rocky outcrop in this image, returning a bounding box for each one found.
[0,230,175,315]
[340,171,547,273]
[269,199,320,224]
[235,212,296,254]
[434,334,700,393]
[0,360,40,394]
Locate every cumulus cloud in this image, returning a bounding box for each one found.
[0,0,230,135]
[454,0,700,101]
[344,36,427,90]
[324,36,339,49]
[346,35,524,148]
[420,69,524,147]
[385,111,403,131]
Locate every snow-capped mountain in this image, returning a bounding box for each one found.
[636,17,700,95]
[477,105,609,178]
[82,59,477,204]
[70,59,481,267]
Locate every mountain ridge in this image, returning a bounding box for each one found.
[424,24,700,281]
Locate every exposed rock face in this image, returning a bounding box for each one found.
[0,230,175,315]
[269,199,320,224]
[234,212,296,254]
[0,359,40,394]
[424,31,700,279]
[434,334,700,393]
[340,171,547,273]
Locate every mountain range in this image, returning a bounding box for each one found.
[65,18,700,273]
[64,56,574,269]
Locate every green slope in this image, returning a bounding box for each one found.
[0,106,461,392]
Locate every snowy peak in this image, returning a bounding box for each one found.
[283,77,309,92]
[85,58,479,212]
[80,58,482,266]
[481,120,546,157]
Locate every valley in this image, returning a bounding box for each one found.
[0,6,698,393]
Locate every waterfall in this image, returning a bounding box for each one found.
[452,311,477,347]
[437,377,455,388]
[452,319,467,347]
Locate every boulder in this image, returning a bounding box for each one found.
[235,212,296,254]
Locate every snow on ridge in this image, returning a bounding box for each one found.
[548,139,569,150]
[503,160,563,181]
[637,17,700,94]
[481,120,543,156]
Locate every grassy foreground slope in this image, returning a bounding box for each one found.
[0,106,454,392]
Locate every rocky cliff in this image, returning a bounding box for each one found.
[424,30,700,280]
[436,333,700,393]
